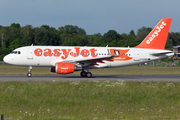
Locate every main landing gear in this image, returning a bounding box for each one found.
[80,70,92,78]
[27,66,32,77]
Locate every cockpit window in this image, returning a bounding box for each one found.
[11,51,21,54]
[11,51,15,54]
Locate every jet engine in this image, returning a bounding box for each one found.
[50,62,81,74]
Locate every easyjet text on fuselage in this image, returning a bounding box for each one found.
[34,47,98,59]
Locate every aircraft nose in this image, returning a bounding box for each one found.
[3,55,11,64]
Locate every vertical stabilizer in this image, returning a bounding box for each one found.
[134,18,172,49]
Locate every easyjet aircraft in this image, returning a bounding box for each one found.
[3,18,174,77]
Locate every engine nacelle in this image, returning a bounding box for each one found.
[51,62,81,74]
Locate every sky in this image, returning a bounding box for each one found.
[0,0,179,35]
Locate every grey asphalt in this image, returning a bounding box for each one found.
[0,74,180,82]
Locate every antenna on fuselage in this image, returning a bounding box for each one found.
[106,45,108,47]
[31,44,33,46]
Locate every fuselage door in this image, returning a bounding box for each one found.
[27,48,33,59]
[114,50,120,56]
[134,50,140,61]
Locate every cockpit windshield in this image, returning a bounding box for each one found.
[11,51,21,54]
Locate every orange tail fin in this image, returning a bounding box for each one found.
[134,18,172,49]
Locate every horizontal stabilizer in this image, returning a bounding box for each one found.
[150,51,174,56]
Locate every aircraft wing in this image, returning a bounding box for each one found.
[50,55,114,66]
[70,55,113,62]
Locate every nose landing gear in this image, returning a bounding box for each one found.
[27,66,32,77]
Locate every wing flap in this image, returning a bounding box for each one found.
[63,55,113,63]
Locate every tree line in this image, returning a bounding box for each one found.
[0,23,179,60]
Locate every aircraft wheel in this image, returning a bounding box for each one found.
[86,72,92,78]
[27,73,32,77]
[80,71,87,77]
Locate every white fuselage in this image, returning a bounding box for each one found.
[3,46,174,69]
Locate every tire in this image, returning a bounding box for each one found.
[86,72,92,78]
[27,73,32,77]
[80,71,87,77]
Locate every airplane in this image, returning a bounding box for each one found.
[3,18,174,78]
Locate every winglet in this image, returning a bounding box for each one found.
[134,18,172,49]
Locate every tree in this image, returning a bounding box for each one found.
[8,38,23,52]
[127,30,137,47]
[136,26,150,41]
[170,32,179,46]
[21,25,34,45]
[0,27,5,48]
[103,30,121,44]
[58,25,86,35]
[164,33,172,49]
[10,23,21,29]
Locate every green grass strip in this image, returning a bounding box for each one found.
[0,81,180,119]
[1,65,180,75]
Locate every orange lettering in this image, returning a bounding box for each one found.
[81,49,89,57]
[71,47,80,57]
[61,49,71,59]
[90,48,97,57]
[34,48,99,58]
[34,48,43,56]
[53,49,61,57]
[44,49,52,57]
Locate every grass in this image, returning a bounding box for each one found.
[1,65,180,75]
[1,65,180,119]
[1,81,180,119]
